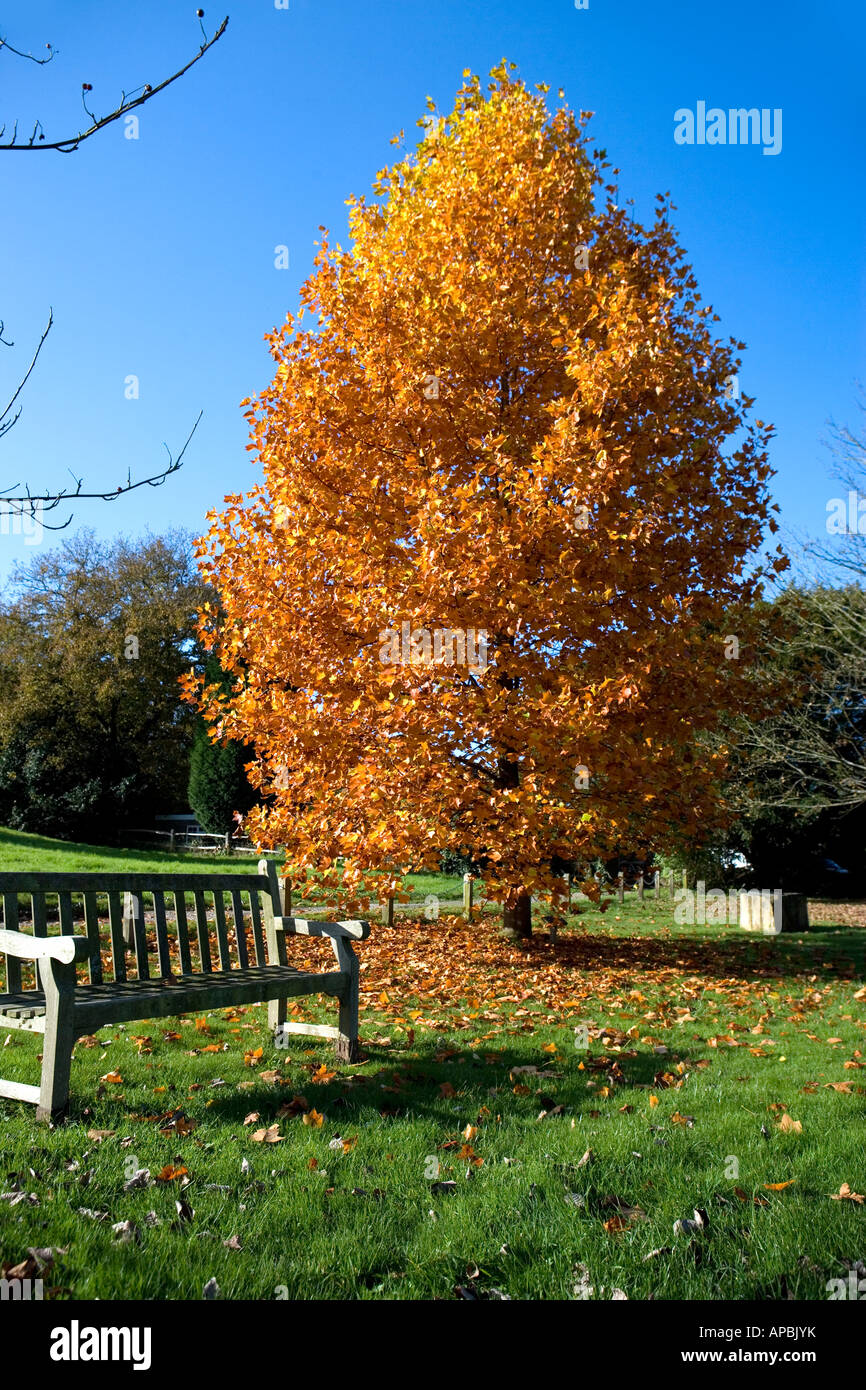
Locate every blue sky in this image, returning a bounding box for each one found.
[0,0,863,579]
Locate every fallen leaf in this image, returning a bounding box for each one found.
[251,1125,284,1143]
[777,1114,803,1134]
[830,1183,865,1204]
[155,1165,188,1183]
[278,1096,310,1117]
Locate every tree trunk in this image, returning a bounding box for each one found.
[501,892,532,939]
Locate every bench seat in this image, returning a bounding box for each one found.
[0,964,348,1033]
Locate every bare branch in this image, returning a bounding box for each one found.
[0,411,203,530]
[0,310,53,439]
[0,17,228,152]
[0,35,56,66]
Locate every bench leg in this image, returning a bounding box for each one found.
[36,957,76,1123]
[331,938,360,1063]
[268,996,287,1038]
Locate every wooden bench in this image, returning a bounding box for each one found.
[0,860,369,1122]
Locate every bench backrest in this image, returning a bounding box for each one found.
[0,868,282,995]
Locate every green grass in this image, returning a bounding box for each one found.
[0,827,462,903]
[1,891,864,1301]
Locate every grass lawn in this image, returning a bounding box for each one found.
[1,888,864,1301]
[0,828,461,904]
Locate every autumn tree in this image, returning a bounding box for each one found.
[187,64,786,935]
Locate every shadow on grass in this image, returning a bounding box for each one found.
[114,1032,707,1136]
[520,926,866,985]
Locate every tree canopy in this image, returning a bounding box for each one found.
[0,528,208,839]
[187,64,786,929]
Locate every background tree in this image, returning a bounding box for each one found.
[670,402,866,893]
[187,65,786,934]
[0,528,208,840]
[188,658,258,838]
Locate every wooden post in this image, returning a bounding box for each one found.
[279,874,292,916]
[654,870,660,900]
[637,872,644,902]
[381,897,394,928]
[550,875,569,944]
[667,870,675,900]
[682,869,688,891]
[169,829,175,853]
[224,832,232,855]
[463,873,473,922]
[617,872,624,904]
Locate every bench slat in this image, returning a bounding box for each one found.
[231,890,248,970]
[31,894,48,939]
[83,891,103,985]
[58,891,75,936]
[107,891,128,982]
[2,892,22,994]
[131,892,150,981]
[28,892,48,993]
[249,889,267,967]
[152,889,172,978]
[193,890,212,973]
[174,892,193,976]
[213,892,232,971]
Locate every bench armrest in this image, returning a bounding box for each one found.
[274,917,370,942]
[0,930,91,965]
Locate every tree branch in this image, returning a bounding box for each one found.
[0,411,203,530]
[0,16,228,152]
